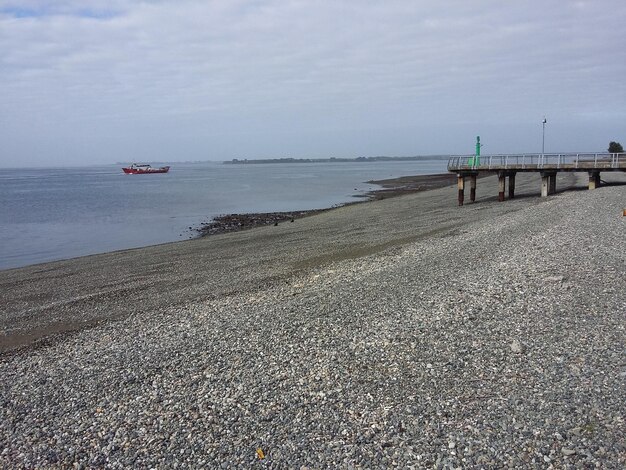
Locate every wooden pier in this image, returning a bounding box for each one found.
[448,153,626,205]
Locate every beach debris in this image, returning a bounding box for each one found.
[256,448,265,459]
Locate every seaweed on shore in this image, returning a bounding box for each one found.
[197,210,331,236]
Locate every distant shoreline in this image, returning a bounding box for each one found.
[224,155,450,164]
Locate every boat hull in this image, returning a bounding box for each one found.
[122,166,170,174]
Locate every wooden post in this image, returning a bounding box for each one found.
[588,171,600,190]
[498,172,506,202]
[541,173,550,197]
[457,174,465,206]
[549,174,557,195]
[508,173,516,199]
[470,174,477,202]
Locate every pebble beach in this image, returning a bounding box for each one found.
[1,172,625,468]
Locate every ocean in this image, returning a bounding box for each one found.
[0,160,447,270]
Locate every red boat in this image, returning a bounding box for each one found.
[122,163,170,174]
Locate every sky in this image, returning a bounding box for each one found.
[1,0,625,167]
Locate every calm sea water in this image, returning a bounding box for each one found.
[0,160,447,270]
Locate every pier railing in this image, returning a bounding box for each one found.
[447,153,626,171]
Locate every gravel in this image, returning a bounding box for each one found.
[1,171,624,468]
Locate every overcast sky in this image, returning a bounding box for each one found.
[1,0,625,167]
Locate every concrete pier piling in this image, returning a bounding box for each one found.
[549,173,557,195]
[457,175,465,206]
[470,175,477,202]
[498,172,506,202]
[508,172,516,199]
[588,171,601,190]
[540,172,557,197]
[541,173,549,197]
[458,173,480,205]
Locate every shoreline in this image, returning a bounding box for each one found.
[196,172,457,237]
[0,171,586,353]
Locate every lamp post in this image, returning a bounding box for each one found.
[542,117,547,155]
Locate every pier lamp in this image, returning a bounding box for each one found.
[542,117,547,155]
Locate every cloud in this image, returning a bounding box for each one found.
[1,0,625,166]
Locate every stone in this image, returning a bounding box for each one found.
[510,339,526,354]
[569,427,583,436]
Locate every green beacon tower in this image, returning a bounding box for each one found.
[475,136,481,167]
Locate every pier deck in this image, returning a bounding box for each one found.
[448,153,626,205]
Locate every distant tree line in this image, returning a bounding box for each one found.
[608,141,623,153]
[225,155,450,164]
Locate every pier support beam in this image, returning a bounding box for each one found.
[469,175,477,202]
[540,172,557,197]
[508,173,516,199]
[588,171,601,190]
[549,174,557,195]
[498,172,506,202]
[457,174,465,206]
